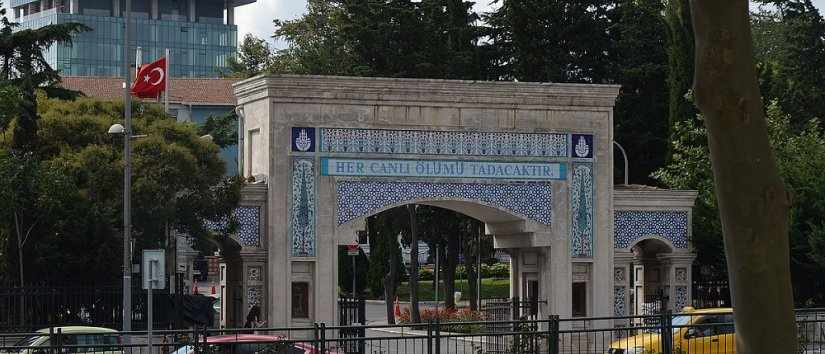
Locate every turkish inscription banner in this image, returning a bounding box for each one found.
[320,158,565,180]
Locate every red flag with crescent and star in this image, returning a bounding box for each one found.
[130,57,166,98]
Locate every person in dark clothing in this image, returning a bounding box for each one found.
[244,305,264,329]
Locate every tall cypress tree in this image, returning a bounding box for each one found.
[664,0,698,148]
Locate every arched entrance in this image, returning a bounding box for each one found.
[630,238,675,315]
[232,75,620,328]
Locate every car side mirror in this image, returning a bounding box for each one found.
[684,328,698,339]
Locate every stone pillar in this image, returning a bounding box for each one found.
[225,0,233,25]
[69,0,78,14]
[188,0,195,22]
[40,0,48,11]
[660,254,695,311]
[509,249,519,300]
[613,251,633,326]
[150,0,158,19]
[112,0,119,16]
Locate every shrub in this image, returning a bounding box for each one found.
[396,306,487,333]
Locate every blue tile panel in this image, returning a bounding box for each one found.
[290,158,316,257]
[570,163,594,257]
[614,210,689,249]
[235,207,261,247]
[203,206,260,247]
[319,128,568,157]
[335,180,553,226]
[614,286,626,316]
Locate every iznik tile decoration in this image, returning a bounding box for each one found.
[614,210,690,249]
[235,207,261,247]
[200,206,261,247]
[319,128,569,157]
[290,159,316,257]
[675,286,688,310]
[336,180,553,225]
[614,286,626,316]
[247,286,262,308]
[675,268,687,283]
[614,267,625,283]
[248,266,262,282]
[570,163,594,257]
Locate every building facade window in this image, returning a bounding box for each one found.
[291,282,309,319]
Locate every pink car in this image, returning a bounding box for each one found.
[169,334,341,354]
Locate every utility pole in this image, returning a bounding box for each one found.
[122,0,133,343]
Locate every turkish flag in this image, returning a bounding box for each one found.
[130,57,166,98]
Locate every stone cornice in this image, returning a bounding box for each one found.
[614,189,699,209]
[233,74,621,109]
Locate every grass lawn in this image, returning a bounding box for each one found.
[392,278,510,301]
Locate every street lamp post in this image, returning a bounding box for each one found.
[122,0,133,339]
[613,141,629,185]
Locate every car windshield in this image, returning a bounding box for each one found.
[671,315,691,334]
[170,345,193,354]
[14,335,42,347]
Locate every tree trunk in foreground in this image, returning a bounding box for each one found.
[407,204,422,323]
[444,235,459,310]
[690,1,797,353]
[384,251,398,324]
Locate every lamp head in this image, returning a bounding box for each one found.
[108,123,126,135]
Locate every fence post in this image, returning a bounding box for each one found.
[548,315,560,354]
[426,320,433,354]
[48,327,54,354]
[55,328,63,354]
[434,319,442,354]
[319,323,326,354]
[660,311,673,354]
[192,325,199,354]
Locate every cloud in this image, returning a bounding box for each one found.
[234,0,307,47]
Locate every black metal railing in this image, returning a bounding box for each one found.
[0,284,182,332]
[2,309,823,354]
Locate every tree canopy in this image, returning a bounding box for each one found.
[0,97,242,284]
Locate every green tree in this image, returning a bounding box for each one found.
[226,34,274,78]
[272,0,484,79]
[485,0,613,83]
[656,102,825,304]
[272,0,364,75]
[0,6,88,151]
[364,209,406,323]
[609,0,670,185]
[664,0,698,149]
[199,112,238,149]
[0,97,242,284]
[751,0,825,130]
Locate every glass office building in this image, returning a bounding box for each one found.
[12,0,254,77]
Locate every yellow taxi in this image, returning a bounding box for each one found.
[606,307,736,354]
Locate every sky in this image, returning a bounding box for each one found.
[236,0,825,49]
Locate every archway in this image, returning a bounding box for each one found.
[630,237,675,315]
[334,197,553,324]
[233,75,620,328]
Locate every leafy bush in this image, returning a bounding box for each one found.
[397,307,486,333]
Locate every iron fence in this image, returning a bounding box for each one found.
[0,284,179,332]
[1,309,823,354]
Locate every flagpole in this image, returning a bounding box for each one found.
[164,48,170,113]
[135,46,142,81]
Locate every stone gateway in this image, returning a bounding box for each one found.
[224,75,697,328]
